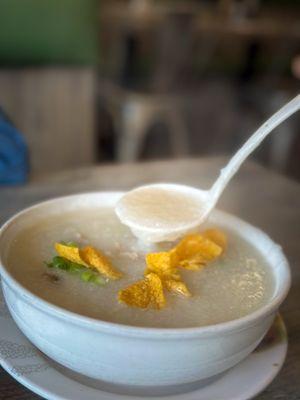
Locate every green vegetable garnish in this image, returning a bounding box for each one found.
[80,271,105,285]
[45,252,107,287]
[81,270,94,282]
[89,274,106,286]
[69,262,86,273]
[52,256,70,270]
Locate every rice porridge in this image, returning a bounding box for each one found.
[7,208,275,328]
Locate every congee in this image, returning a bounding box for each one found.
[7,208,275,328]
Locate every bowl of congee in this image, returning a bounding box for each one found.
[0,191,290,387]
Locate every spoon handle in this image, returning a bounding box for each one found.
[210,94,300,202]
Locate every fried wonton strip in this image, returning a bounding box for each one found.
[146,251,177,273]
[146,273,166,309]
[179,254,206,271]
[55,243,88,267]
[174,234,223,262]
[118,273,165,309]
[203,229,227,251]
[118,278,151,308]
[119,229,227,309]
[145,251,181,282]
[80,246,122,280]
[164,279,191,297]
[145,250,191,297]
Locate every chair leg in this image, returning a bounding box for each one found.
[117,127,144,162]
[116,101,155,162]
[166,108,190,157]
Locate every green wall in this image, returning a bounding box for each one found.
[0,0,99,65]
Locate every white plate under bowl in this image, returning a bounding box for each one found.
[0,282,287,400]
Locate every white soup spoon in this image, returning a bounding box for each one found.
[116,95,300,242]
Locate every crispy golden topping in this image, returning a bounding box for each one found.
[55,243,88,267]
[55,242,122,280]
[164,279,191,297]
[118,273,165,309]
[174,233,223,263]
[81,246,122,280]
[145,273,166,309]
[203,229,227,251]
[118,228,227,309]
[145,251,180,280]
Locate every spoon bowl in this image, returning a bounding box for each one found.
[115,183,211,242]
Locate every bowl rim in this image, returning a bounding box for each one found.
[0,192,291,339]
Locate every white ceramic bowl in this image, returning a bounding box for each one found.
[0,192,291,387]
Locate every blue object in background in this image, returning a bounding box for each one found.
[0,108,29,185]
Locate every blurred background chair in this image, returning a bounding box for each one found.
[0,0,299,183]
[99,0,300,175]
[99,1,198,162]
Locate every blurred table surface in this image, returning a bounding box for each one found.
[0,157,299,400]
